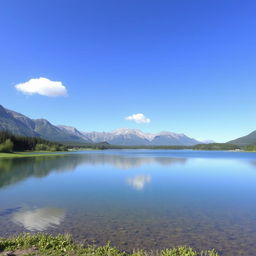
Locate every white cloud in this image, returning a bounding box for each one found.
[15,77,68,97]
[125,113,151,124]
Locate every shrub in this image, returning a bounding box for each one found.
[0,139,14,153]
[35,144,49,151]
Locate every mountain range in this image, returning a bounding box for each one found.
[0,104,203,146]
[81,128,200,146]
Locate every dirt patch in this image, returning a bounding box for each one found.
[0,247,38,256]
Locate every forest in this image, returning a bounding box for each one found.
[0,131,67,152]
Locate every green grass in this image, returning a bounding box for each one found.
[0,148,99,158]
[0,233,219,256]
[0,152,69,158]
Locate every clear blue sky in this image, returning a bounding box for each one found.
[0,0,256,142]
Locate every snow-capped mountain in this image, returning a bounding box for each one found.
[82,128,200,146]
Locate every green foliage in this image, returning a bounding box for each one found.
[192,143,240,151]
[160,246,197,256]
[0,130,67,152]
[0,139,14,153]
[65,141,242,151]
[0,233,75,254]
[35,144,66,152]
[35,144,49,151]
[0,234,220,256]
[243,145,256,151]
[159,247,218,256]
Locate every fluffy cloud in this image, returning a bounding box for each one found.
[15,77,68,97]
[125,113,151,124]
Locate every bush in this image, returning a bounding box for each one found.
[35,144,66,152]
[35,144,49,151]
[243,145,256,151]
[0,139,14,153]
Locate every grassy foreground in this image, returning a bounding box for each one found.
[0,233,219,256]
[0,152,69,158]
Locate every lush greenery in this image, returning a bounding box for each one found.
[70,142,256,151]
[66,142,242,151]
[243,145,256,152]
[192,143,240,151]
[0,131,67,152]
[0,138,14,153]
[0,233,219,256]
[0,152,68,158]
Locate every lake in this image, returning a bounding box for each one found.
[1,150,256,255]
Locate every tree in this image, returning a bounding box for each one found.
[0,139,14,153]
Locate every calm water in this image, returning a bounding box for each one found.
[1,150,256,255]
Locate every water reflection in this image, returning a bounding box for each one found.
[0,207,22,217]
[1,150,256,255]
[127,175,152,190]
[0,153,187,189]
[12,207,65,231]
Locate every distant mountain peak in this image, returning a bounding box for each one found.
[34,118,51,123]
[58,125,78,132]
[201,139,215,144]
[157,131,183,136]
[112,128,138,134]
[84,127,200,146]
[112,128,155,140]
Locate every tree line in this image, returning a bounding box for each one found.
[0,131,67,153]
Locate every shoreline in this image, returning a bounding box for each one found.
[0,233,219,256]
[0,148,255,159]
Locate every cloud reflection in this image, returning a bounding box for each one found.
[127,175,152,190]
[12,207,65,231]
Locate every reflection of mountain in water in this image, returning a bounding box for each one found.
[0,153,187,189]
[12,207,65,231]
[77,154,187,169]
[0,155,81,189]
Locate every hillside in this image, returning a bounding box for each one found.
[0,105,91,143]
[229,130,256,145]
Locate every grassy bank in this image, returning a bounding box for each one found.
[0,152,69,158]
[0,233,219,256]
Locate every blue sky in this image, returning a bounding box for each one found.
[0,0,256,142]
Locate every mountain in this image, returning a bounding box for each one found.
[58,125,91,141]
[201,140,215,144]
[83,128,200,146]
[0,104,201,145]
[0,105,91,143]
[228,130,256,145]
[0,105,38,137]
